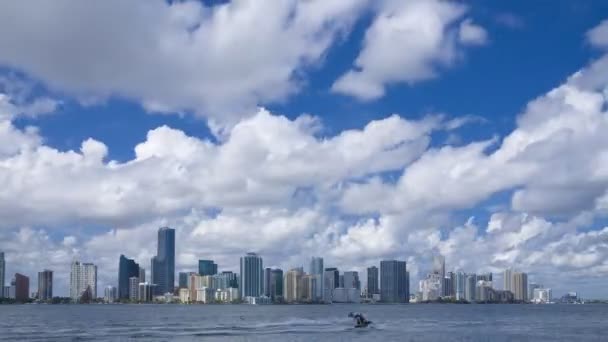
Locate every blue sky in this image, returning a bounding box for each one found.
[1,0,608,298]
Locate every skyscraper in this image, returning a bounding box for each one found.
[104,286,117,303]
[14,273,29,302]
[309,257,324,301]
[343,271,360,289]
[178,272,189,288]
[139,267,146,283]
[70,260,97,301]
[465,273,476,302]
[512,272,528,301]
[380,260,408,303]
[198,260,218,276]
[455,272,466,300]
[432,255,445,295]
[323,269,336,302]
[324,267,339,289]
[129,276,139,301]
[503,268,512,292]
[528,282,541,301]
[119,255,140,299]
[0,252,5,298]
[151,227,175,295]
[284,268,303,303]
[270,268,283,301]
[38,270,53,300]
[367,266,379,296]
[240,252,263,298]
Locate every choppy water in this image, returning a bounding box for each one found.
[1,304,607,341]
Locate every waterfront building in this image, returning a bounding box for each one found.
[420,273,442,301]
[528,283,541,301]
[269,268,283,301]
[323,269,336,303]
[324,267,339,289]
[284,267,303,303]
[118,255,140,299]
[503,268,512,292]
[3,286,9,298]
[533,288,552,303]
[494,289,514,303]
[332,287,361,303]
[178,272,189,288]
[196,287,216,303]
[380,260,409,303]
[309,257,324,301]
[139,267,146,283]
[263,267,272,297]
[129,276,139,301]
[465,273,476,302]
[14,273,29,302]
[70,260,97,301]
[151,227,175,295]
[37,269,53,300]
[343,271,360,290]
[512,272,528,302]
[0,252,4,297]
[367,266,379,297]
[138,282,155,302]
[104,285,117,303]
[432,255,445,295]
[476,280,494,302]
[442,276,454,298]
[455,272,466,300]
[240,253,263,298]
[198,260,218,276]
[179,288,190,303]
[214,271,238,290]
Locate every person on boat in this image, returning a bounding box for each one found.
[348,312,370,327]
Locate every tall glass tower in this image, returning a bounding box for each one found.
[380,260,408,303]
[38,269,53,300]
[151,227,175,295]
[0,252,5,297]
[240,253,263,298]
[118,255,140,299]
[198,260,218,276]
[309,257,324,301]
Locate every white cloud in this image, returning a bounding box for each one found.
[587,19,608,49]
[0,0,367,128]
[331,0,486,100]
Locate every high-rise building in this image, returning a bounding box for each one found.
[178,272,189,288]
[343,271,360,290]
[323,269,336,302]
[118,255,140,299]
[70,260,97,301]
[432,255,445,295]
[263,268,272,297]
[503,268,512,292]
[151,227,175,295]
[198,260,218,276]
[455,272,466,300]
[477,273,493,282]
[14,273,29,302]
[0,252,5,297]
[301,274,317,302]
[512,272,528,301]
[532,288,552,303]
[129,276,139,301]
[270,268,283,301]
[476,280,494,302]
[465,273,476,302]
[367,266,379,296]
[324,267,339,289]
[240,252,263,298]
[380,260,408,303]
[528,283,541,301]
[215,271,238,289]
[139,267,146,283]
[442,276,453,297]
[138,282,155,302]
[38,270,53,300]
[284,267,303,303]
[309,257,324,301]
[104,285,117,303]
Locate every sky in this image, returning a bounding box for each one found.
[1,0,608,298]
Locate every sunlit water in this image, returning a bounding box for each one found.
[1,304,607,341]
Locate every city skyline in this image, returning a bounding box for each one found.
[1,2,608,299]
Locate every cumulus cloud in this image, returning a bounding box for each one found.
[331,0,487,100]
[587,19,608,49]
[0,0,367,127]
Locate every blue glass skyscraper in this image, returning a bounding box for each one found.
[151,227,175,295]
[118,255,139,299]
[240,252,263,298]
[380,260,409,303]
[198,260,218,276]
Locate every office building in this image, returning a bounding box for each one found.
[367,266,379,296]
[301,274,317,302]
[104,285,117,303]
[198,260,218,276]
[442,276,453,298]
[528,283,541,301]
[263,268,272,297]
[14,273,29,302]
[343,271,360,290]
[178,272,189,288]
[465,273,476,302]
[332,287,361,303]
[37,270,53,300]
[512,272,528,301]
[139,267,146,283]
[324,268,339,288]
[323,269,338,302]
[0,252,4,297]
[215,271,238,289]
[70,260,97,301]
[151,227,175,295]
[533,288,552,303]
[309,257,324,301]
[380,260,408,303]
[476,280,494,302]
[270,269,283,301]
[129,276,139,301]
[477,273,493,282]
[240,252,263,298]
[284,267,303,303]
[503,268,512,292]
[118,255,140,299]
[455,272,466,300]
[138,282,155,302]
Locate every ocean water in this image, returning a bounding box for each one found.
[1,304,607,341]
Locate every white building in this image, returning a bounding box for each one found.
[129,277,139,301]
[331,287,361,303]
[179,288,190,303]
[533,288,552,303]
[104,285,117,303]
[420,273,442,301]
[70,260,97,301]
[196,287,216,303]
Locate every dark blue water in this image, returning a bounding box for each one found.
[1,304,607,341]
